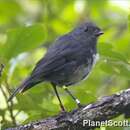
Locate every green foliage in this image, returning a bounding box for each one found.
[0,0,130,130]
[0,0,22,25]
[1,24,46,60]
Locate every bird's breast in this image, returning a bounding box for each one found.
[78,53,99,80]
[82,53,99,81]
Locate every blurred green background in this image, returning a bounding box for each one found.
[0,0,130,130]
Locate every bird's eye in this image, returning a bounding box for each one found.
[84,27,88,32]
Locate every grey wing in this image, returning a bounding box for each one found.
[31,35,76,74]
[30,34,89,85]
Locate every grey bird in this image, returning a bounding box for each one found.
[8,22,103,111]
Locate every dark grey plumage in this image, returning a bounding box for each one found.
[8,22,103,102]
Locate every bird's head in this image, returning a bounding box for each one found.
[71,22,103,41]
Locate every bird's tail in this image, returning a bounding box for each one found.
[8,86,23,102]
[8,77,41,102]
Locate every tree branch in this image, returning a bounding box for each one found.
[6,88,130,130]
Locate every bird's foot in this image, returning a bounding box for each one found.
[59,104,67,113]
[58,108,68,117]
[75,99,84,108]
[77,103,84,108]
[60,110,67,115]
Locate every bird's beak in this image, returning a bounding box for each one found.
[96,31,104,36]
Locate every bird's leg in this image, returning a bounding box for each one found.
[63,86,82,108]
[51,83,66,112]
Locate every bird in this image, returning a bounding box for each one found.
[8,22,103,111]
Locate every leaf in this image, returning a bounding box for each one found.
[2,24,46,60]
[100,60,130,79]
[0,1,22,24]
[98,42,128,63]
[128,14,130,31]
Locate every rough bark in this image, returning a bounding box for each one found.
[6,89,130,130]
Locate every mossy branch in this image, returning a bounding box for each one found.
[6,88,130,130]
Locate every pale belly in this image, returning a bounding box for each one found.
[65,53,99,86]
